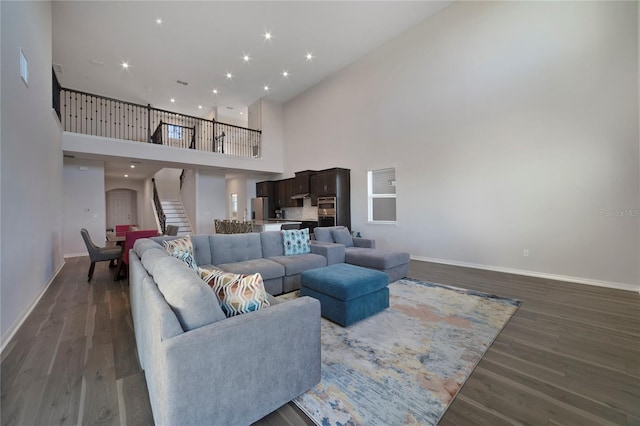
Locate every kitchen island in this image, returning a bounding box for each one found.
[252,220,302,232]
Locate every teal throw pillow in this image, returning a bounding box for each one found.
[282,228,310,256]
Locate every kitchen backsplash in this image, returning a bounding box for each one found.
[282,198,318,221]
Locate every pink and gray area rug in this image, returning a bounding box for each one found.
[289,278,520,426]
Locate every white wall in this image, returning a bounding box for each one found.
[1,1,64,344]
[63,159,106,255]
[153,168,181,200]
[180,169,197,231]
[283,1,639,289]
[196,170,226,234]
[105,177,150,228]
[142,177,157,230]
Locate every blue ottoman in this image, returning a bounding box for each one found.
[300,263,389,327]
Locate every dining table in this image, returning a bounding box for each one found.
[106,232,126,267]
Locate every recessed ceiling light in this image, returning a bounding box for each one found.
[198,105,203,109]
[240,111,244,115]
[264,31,272,40]
[212,89,218,94]
[264,85,269,91]
[156,18,162,25]
[243,54,250,62]
[170,98,175,103]
[306,52,313,61]
[124,174,129,178]
[226,72,233,79]
[130,164,135,169]
[282,70,289,77]
[121,61,129,69]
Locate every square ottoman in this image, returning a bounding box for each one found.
[300,263,389,327]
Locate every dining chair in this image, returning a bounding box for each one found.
[80,228,123,281]
[117,229,160,281]
[165,225,179,236]
[214,219,226,234]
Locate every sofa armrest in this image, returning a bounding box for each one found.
[154,297,321,426]
[310,241,345,265]
[353,237,376,249]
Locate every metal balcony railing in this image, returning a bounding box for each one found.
[55,78,262,158]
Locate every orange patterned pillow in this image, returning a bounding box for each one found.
[200,268,270,317]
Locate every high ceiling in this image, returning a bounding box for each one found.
[52,1,451,122]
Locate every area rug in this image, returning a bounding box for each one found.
[285,278,520,426]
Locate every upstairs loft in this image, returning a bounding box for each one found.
[53,70,284,175]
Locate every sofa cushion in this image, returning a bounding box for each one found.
[332,227,354,247]
[141,248,170,276]
[134,239,163,257]
[313,227,334,243]
[210,233,263,265]
[268,253,327,276]
[171,249,198,272]
[153,256,226,331]
[217,258,285,280]
[163,235,193,255]
[282,229,311,255]
[345,247,410,269]
[200,269,270,317]
[260,231,285,258]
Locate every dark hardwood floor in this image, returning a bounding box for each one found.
[1,257,638,425]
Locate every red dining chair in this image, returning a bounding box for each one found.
[116,229,159,281]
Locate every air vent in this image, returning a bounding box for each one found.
[63,154,75,158]
[226,106,234,110]
[53,63,63,74]
[176,80,188,86]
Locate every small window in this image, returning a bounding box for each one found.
[167,124,182,140]
[230,193,238,219]
[368,168,396,223]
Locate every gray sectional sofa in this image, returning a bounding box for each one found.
[129,234,322,425]
[153,231,328,294]
[313,226,410,283]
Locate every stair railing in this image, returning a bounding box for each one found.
[152,178,166,234]
[179,169,186,190]
[55,80,262,158]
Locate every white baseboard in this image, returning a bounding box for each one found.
[0,260,66,354]
[410,255,640,294]
[64,252,87,258]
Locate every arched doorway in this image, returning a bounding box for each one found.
[106,188,138,229]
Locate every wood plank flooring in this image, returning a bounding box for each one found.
[1,257,638,425]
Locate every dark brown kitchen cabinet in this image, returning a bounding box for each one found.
[310,168,348,204]
[256,181,274,198]
[274,178,297,208]
[309,168,350,230]
[293,170,314,195]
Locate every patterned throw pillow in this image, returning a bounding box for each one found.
[171,249,198,271]
[163,235,193,255]
[282,228,311,256]
[200,269,270,317]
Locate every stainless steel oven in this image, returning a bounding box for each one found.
[317,197,337,227]
[317,197,336,216]
[318,215,336,227]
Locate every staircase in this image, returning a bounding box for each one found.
[161,200,193,236]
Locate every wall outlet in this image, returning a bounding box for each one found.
[523,249,529,257]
